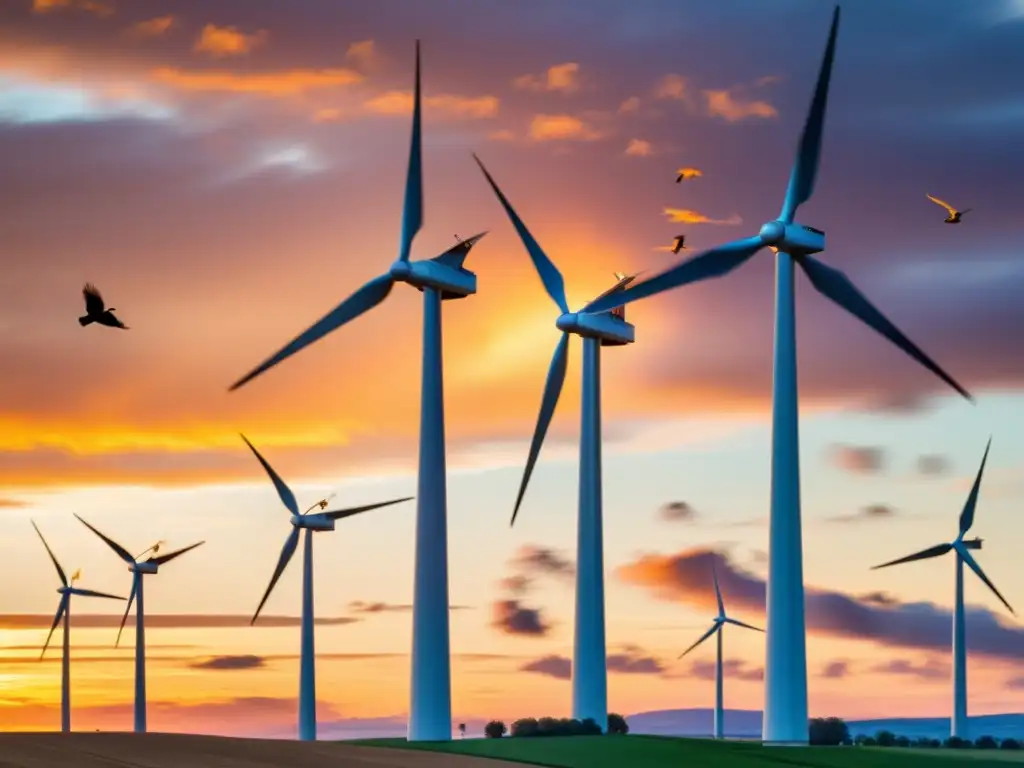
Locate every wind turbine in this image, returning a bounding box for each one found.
[583,7,973,745]
[32,521,124,733]
[73,514,203,734]
[677,561,763,740]
[241,434,413,741]
[474,153,638,731]
[871,439,1012,741]
[226,42,485,742]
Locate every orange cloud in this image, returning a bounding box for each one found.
[625,138,653,157]
[528,114,604,142]
[311,107,343,123]
[488,129,516,142]
[193,24,269,58]
[618,96,640,114]
[362,91,499,119]
[654,74,688,100]
[676,167,702,180]
[32,0,112,15]
[663,207,741,226]
[513,62,580,94]
[150,67,363,96]
[344,40,379,70]
[703,89,778,122]
[126,15,175,38]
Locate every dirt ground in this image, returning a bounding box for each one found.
[0,733,525,768]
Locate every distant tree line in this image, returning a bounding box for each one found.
[483,713,629,738]
[809,717,1021,750]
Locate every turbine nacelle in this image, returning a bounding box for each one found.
[131,561,159,575]
[757,220,825,255]
[388,244,482,300]
[555,311,635,346]
[289,513,336,532]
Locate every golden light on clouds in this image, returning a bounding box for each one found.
[513,62,580,93]
[362,91,499,119]
[676,167,702,180]
[488,129,516,142]
[32,0,112,15]
[703,89,778,122]
[344,39,378,70]
[625,138,653,157]
[618,96,641,114]
[663,207,741,226]
[194,24,269,58]
[312,107,343,123]
[150,67,363,96]
[126,15,176,39]
[528,114,603,142]
[654,74,688,100]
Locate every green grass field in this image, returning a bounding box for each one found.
[354,735,1024,768]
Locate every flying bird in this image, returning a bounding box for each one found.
[79,284,128,329]
[671,235,688,254]
[926,194,971,224]
[676,168,702,183]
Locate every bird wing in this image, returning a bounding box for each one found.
[83,283,105,314]
[104,312,129,329]
[926,194,957,215]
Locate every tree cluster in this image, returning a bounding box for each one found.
[483,713,629,738]
[810,717,1021,750]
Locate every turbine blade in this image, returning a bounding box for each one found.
[583,237,764,315]
[70,588,124,600]
[73,514,136,564]
[871,542,952,570]
[678,623,719,660]
[473,154,569,314]
[229,274,395,392]
[148,541,204,566]
[398,40,423,263]
[780,6,841,223]
[252,527,301,625]
[31,520,67,587]
[958,547,1014,615]
[240,434,300,516]
[712,561,724,617]
[324,496,414,521]
[958,438,991,535]
[431,231,488,269]
[41,595,68,660]
[724,617,764,633]
[796,254,972,402]
[115,577,138,648]
[511,333,570,526]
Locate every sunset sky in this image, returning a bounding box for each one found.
[2,0,1024,738]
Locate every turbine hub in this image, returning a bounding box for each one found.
[389,261,413,281]
[759,220,786,245]
[555,313,577,333]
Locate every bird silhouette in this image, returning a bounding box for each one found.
[671,235,688,254]
[927,194,971,224]
[79,284,128,329]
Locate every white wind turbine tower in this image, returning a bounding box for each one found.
[677,560,763,740]
[32,520,124,733]
[871,439,1014,741]
[74,514,204,734]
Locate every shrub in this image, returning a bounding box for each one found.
[510,718,539,738]
[975,735,998,749]
[607,713,629,735]
[580,718,603,735]
[1000,738,1021,750]
[944,736,971,749]
[875,730,897,747]
[484,720,506,739]
[809,717,849,746]
[861,736,878,746]
[894,736,910,748]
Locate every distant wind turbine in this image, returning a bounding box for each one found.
[475,151,639,732]
[677,560,763,740]
[241,434,413,741]
[32,521,124,733]
[871,439,1012,741]
[227,41,486,742]
[583,6,972,745]
[74,514,204,734]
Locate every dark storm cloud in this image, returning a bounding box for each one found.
[618,548,1024,662]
